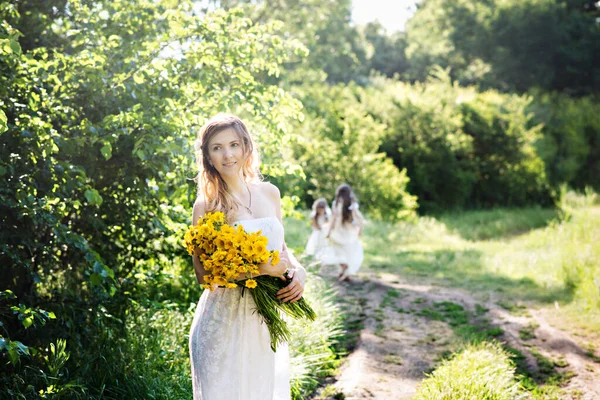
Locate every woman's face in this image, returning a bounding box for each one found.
[207,127,245,178]
[316,206,325,216]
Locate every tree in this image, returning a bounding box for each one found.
[213,0,369,83]
[405,0,600,94]
[362,21,409,79]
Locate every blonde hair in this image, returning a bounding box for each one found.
[194,114,261,216]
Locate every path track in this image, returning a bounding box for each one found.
[311,267,600,400]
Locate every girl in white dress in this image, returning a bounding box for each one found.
[305,198,331,261]
[188,114,307,400]
[325,184,364,281]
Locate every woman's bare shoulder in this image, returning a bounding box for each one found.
[255,181,280,199]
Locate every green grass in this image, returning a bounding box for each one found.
[438,207,560,241]
[359,206,600,328]
[288,272,345,399]
[414,342,524,400]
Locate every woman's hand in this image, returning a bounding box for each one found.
[276,266,306,303]
[258,250,290,279]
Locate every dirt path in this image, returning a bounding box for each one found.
[311,267,600,400]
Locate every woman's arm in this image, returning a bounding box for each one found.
[265,183,307,303]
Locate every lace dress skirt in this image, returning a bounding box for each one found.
[189,288,290,399]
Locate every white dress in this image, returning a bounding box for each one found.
[189,216,291,400]
[321,202,364,276]
[305,215,329,260]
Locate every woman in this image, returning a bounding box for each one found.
[325,183,364,281]
[188,114,307,400]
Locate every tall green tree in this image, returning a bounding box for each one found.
[362,21,409,79]
[405,0,600,94]
[213,0,369,83]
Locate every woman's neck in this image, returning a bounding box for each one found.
[222,173,248,197]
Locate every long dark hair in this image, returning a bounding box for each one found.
[335,183,356,224]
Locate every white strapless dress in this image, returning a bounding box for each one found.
[189,217,291,400]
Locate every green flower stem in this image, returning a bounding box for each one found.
[240,276,317,352]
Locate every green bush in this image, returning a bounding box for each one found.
[530,92,600,191]
[461,91,551,207]
[371,73,552,212]
[375,72,478,212]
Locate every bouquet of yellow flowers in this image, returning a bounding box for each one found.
[184,211,316,351]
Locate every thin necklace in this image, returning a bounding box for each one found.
[231,183,252,216]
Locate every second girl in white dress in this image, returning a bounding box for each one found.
[324,184,364,281]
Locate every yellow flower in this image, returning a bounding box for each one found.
[212,211,226,223]
[223,238,234,250]
[221,224,234,235]
[257,252,270,264]
[215,236,226,249]
[233,232,245,247]
[203,241,215,253]
[254,242,267,255]
[271,250,280,266]
[245,279,257,289]
[199,225,212,237]
[213,250,228,262]
[225,282,238,289]
[213,276,227,286]
[203,259,214,271]
[241,242,255,258]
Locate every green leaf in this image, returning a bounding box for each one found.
[84,189,103,206]
[133,73,144,85]
[93,261,104,274]
[22,316,34,329]
[0,290,16,300]
[90,273,102,286]
[100,142,112,160]
[0,110,7,134]
[103,266,115,279]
